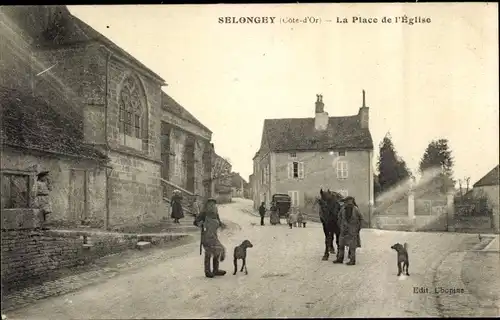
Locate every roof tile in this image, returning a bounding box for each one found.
[263,115,373,152]
[474,165,499,187]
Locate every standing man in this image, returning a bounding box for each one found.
[333,196,363,265]
[193,198,227,278]
[259,202,266,226]
[34,170,52,222]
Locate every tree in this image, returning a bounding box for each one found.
[377,133,412,193]
[419,139,455,193]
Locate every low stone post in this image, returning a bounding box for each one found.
[446,191,455,232]
[408,192,416,231]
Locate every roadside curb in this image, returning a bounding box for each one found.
[433,237,499,317]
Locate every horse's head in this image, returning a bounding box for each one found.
[318,189,343,217]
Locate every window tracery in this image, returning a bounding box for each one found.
[118,75,145,140]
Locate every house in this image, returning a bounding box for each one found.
[211,152,232,204]
[471,165,499,232]
[230,172,247,198]
[247,174,254,200]
[0,6,214,229]
[252,92,374,224]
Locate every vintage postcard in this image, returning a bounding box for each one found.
[0,3,498,319]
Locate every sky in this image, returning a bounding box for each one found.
[69,3,498,186]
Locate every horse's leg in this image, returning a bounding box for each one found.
[321,221,329,261]
[334,224,340,252]
[329,231,335,254]
[328,222,335,254]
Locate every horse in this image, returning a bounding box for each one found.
[318,189,343,261]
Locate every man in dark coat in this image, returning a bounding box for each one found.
[259,202,266,226]
[193,198,227,278]
[333,196,363,265]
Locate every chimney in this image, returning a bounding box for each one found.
[314,94,329,131]
[358,90,369,129]
[315,94,324,113]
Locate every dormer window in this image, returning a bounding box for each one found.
[338,150,346,157]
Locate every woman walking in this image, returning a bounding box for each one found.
[170,190,184,224]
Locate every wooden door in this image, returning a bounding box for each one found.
[69,169,86,222]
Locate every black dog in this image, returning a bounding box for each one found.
[391,242,410,276]
[233,240,253,275]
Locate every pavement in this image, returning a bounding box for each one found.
[3,198,499,319]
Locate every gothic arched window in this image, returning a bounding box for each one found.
[118,75,146,140]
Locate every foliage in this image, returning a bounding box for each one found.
[374,174,382,197]
[419,139,455,193]
[454,189,493,217]
[376,133,412,194]
[203,155,232,184]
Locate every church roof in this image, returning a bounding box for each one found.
[161,91,212,134]
[473,165,499,187]
[1,6,165,84]
[0,85,108,162]
[261,115,373,153]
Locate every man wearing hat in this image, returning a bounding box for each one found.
[193,198,227,278]
[333,196,363,265]
[35,170,53,222]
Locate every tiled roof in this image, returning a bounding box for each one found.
[262,115,373,152]
[0,86,108,161]
[161,91,212,134]
[473,165,499,187]
[2,6,165,83]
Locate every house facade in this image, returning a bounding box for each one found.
[471,165,499,232]
[212,152,232,203]
[252,93,375,224]
[247,174,254,200]
[0,6,213,228]
[230,173,247,198]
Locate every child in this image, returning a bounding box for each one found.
[297,210,308,228]
[287,208,298,229]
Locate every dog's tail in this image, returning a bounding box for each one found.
[403,242,408,251]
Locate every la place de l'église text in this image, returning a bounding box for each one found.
[218,16,276,24]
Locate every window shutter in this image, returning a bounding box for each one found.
[298,162,305,179]
[343,161,349,179]
[336,161,342,179]
[287,163,293,179]
[295,191,300,206]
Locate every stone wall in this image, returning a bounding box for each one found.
[107,55,162,162]
[1,147,107,227]
[216,192,232,204]
[471,186,500,232]
[35,44,167,228]
[253,152,272,209]
[0,228,164,294]
[160,110,212,198]
[374,192,452,232]
[107,151,163,228]
[34,44,106,106]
